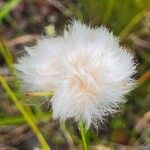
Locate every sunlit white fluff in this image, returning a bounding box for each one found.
[15,20,136,128]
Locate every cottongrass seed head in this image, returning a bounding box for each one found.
[15,20,137,128]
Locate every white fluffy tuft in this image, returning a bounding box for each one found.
[15,20,137,128]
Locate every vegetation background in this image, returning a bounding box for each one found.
[0,0,150,150]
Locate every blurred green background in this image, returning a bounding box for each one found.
[0,0,150,150]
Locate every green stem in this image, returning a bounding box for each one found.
[0,75,51,150]
[79,121,88,150]
[119,10,146,41]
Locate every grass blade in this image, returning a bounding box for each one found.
[0,75,51,150]
[102,0,116,24]
[119,10,146,41]
[0,113,51,125]
[0,0,21,21]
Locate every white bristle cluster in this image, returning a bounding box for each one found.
[15,20,136,128]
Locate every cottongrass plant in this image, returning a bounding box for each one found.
[15,20,137,149]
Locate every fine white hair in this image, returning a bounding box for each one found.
[15,20,137,128]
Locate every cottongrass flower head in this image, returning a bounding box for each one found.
[15,20,137,128]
